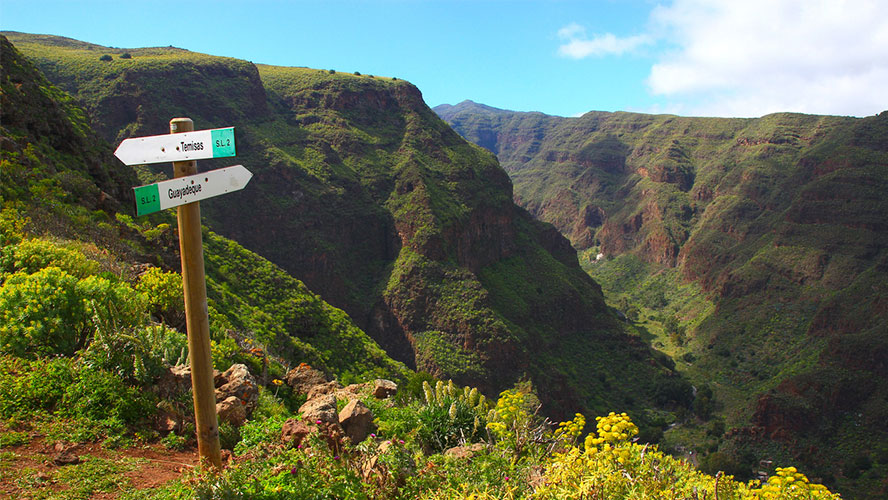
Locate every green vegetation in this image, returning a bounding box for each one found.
[98,389,839,499]
[439,101,888,499]
[1,31,680,424]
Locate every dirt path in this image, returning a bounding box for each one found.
[0,435,200,498]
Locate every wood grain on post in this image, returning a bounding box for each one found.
[170,117,222,469]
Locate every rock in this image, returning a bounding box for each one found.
[51,442,82,466]
[156,364,222,398]
[155,409,181,433]
[155,364,192,399]
[339,400,374,444]
[373,379,397,399]
[444,442,486,460]
[284,364,329,395]
[281,419,313,448]
[306,380,344,400]
[299,394,338,425]
[215,363,259,417]
[216,396,248,427]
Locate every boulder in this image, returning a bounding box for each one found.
[281,419,313,448]
[307,380,344,400]
[216,396,248,427]
[215,363,259,415]
[299,394,338,425]
[156,364,222,398]
[285,364,329,395]
[373,379,398,399]
[339,400,374,444]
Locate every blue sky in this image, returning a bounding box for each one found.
[3,0,886,118]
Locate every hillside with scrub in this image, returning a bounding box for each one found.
[0,32,855,498]
[2,31,684,421]
[437,100,888,499]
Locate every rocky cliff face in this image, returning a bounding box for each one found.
[6,33,676,418]
[438,100,888,497]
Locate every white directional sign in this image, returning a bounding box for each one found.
[133,165,252,216]
[115,127,236,165]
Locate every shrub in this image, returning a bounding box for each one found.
[0,267,147,358]
[651,376,695,408]
[81,324,187,384]
[396,371,435,404]
[1,237,99,278]
[61,366,155,425]
[120,52,132,59]
[219,421,242,450]
[354,71,361,76]
[486,388,541,456]
[161,431,187,451]
[416,380,488,453]
[99,54,112,61]
[0,355,74,422]
[136,267,185,328]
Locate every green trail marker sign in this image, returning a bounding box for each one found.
[114,126,236,165]
[132,164,252,216]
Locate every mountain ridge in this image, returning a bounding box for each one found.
[436,99,888,498]
[4,32,680,421]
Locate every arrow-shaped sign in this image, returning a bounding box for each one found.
[133,165,252,216]
[115,127,236,165]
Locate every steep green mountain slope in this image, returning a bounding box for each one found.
[437,100,888,498]
[3,32,680,420]
[1,33,407,385]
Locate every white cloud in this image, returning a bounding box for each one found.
[645,0,888,117]
[557,23,651,58]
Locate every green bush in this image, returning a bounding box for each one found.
[416,380,487,453]
[219,421,242,450]
[1,238,99,278]
[99,54,112,61]
[135,267,185,328]
[0,355,74,421]
[161,431,188,451]
[61,366,154,425]
[235,415,288,454]
[0,267,146,358]
[81,324,187,384]
[119,52,132,59]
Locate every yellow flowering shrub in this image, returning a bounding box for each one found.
[486,389,537,456]
[747,467,840,500]
[553,413,585,443]
[533,412,839,500]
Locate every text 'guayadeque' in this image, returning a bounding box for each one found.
[169,184,202,200]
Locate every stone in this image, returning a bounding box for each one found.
[372,379,397,399]
[306,380,344,400]
[338,400,374,444]
[444,442,486,460]
[284,364,329,395]
[281,419,313,448]
[216,395,248,427]
[215,363,259,417]
[51,442,83,466]
[299,394,338,425]
[155,364,222,398]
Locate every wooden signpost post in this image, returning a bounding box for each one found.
[115,118,251,469]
